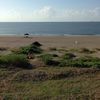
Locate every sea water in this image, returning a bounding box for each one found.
[0,22,100,36]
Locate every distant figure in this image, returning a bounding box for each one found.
[73,40,78,48]
[75,40,78,45]
[27,49,34,59]
[24,33,29,38]
[27,52,34,59]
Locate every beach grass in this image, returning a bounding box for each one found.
[0,42,100,99]
[0,67,100,100]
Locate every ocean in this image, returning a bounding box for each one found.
[0,22,100,36]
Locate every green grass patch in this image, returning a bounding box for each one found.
[62,53,76,60]
[0,54,30,69]
[59,56,100,68]
[12,43,42,55]
[40,54,53,65]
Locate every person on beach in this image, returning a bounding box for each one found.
[73,40,78,48]
[24,33,30,38]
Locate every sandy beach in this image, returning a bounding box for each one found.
[0,35,100,49]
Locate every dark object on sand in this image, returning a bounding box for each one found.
[27,52,34,59]
[31,41,42,47]
[24,33,29,38]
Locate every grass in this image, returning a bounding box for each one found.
[0,44,100,99]
[0,54,30,69]
[0,67,100,99]
[59,55,100,68]
[12,43,42,55]
[79,48,96,54]
[62,53,76,60]
[40,54,53,65]
[49,47,57,51]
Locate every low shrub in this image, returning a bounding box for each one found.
[49,47,57,51]
[52,54,58,57]
[12,44,42,54]
[95,48,100,51]
[40,54,60,66]
[59,56,100,68]
[79,48,95,54]
[31,41,42,47]
[0,47,8,51]
[0,54,30,69]
[63,53,76,60]
[40,54,53,65]
[59,60,67,67]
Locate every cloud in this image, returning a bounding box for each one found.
[32,6,56,21]
[32,6,100,21]
[0,6,100,21]
[0,9,34,22]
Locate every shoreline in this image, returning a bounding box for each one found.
[0,33,100,37]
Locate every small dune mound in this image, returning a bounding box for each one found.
[31,41,42,47]
[0,47,8,51]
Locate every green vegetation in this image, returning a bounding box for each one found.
[63,53,76,60]
[12,43,42,55]
[0,54,30,69]
[32,41,42,47]
[0,43,100,99]
[60,56,100,68]
[40,54,53,65]
[49,47,57,51]
[79,48,95,54]
[0,67,100,99]
[40,54,60,66]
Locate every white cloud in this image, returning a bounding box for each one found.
[32,6,100,21]
[0,9,34,22]
[0,6,100,21]
[0,9,22,22]
[32,6,56,21]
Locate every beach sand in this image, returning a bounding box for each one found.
[0,36,100,49]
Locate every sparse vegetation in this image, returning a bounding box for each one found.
[40,54,53,65]
[12,42,43,54]
[32,41,42,47]
[63,53,76,60]
[0,67,100,99]
[0,43,100,99]
[59,56,100,68]
[79,48,95,54]
[0,54,30,69]
[49,47,57,51]
[0,47,8,51]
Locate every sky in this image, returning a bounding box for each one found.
[0,0,100,22]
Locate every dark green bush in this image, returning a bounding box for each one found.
[59,60,67,67]
[13,44,42,54]
[63,53,76,60]
[40,54,53,65]
[40,54,60,66]
[52,54,58,57]
[28,44,42,54]
[0,54,30,68]
[59,56,100,68]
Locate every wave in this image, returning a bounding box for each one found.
[0,33,99,37]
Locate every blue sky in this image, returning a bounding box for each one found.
[0,0,100,22]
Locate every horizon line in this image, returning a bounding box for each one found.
[0,21,100,23]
